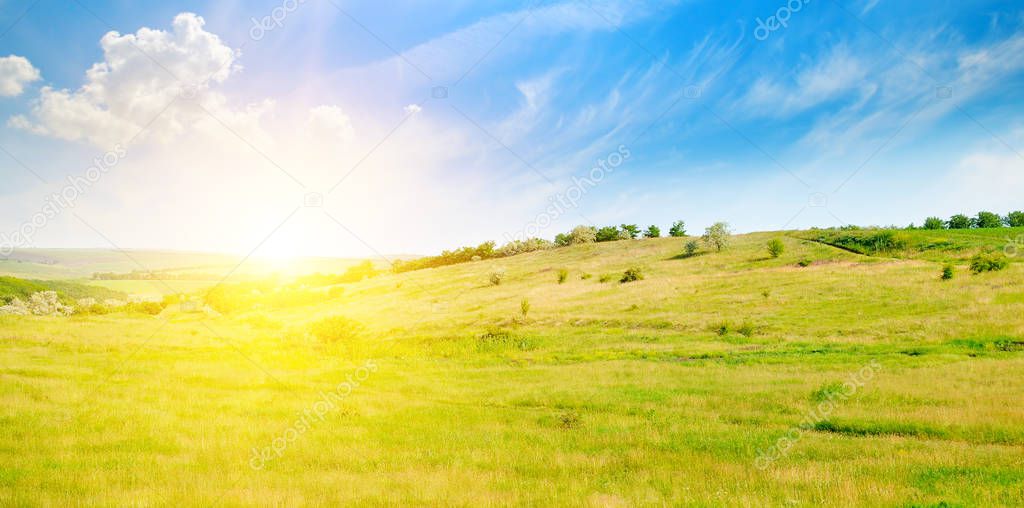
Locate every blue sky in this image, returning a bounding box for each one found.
[1,0,1022,257]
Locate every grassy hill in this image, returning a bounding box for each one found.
[1,230,1022,505]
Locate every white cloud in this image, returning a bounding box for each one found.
[0,55,41,97]
[403,104,422,114]
[10,13,242,146]
[736,46,867,118]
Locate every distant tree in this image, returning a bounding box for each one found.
[974,211,1003,229]
[947,214,972,229]
[554,233,571,247]
[568,226,597,245]
[668,221,687,237]
[620,224,641,239]
[767,239,785,258]
[1006,211,1024,227]
[923,217,945,230]
[644,225,661,238]
[596,226,621,242]
[702,222,731,252]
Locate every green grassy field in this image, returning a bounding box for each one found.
[2,231,1023,506]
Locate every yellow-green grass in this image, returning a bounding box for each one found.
[2,232,1023,506]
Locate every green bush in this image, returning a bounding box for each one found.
[947,214,972,229]
[598,274,615,283]
[556,268,569,284]
[620,267,644,283]
[941,264,954,280]
[596,226,622,242]
[684,240,699,257]
[1006,211,1024,227]
[310,316,363,343]
[580,273,592,280]
[923,217,945,230]
[520,298,530,318]
[970,253,1009,274]
[644,225,661,238]
[797,258,813,267]
[974,211,1003,229]
[767,239,784,258]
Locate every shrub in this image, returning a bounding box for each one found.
[580,273,593,280]
[310,316,363,343]
[684,240,700,257]
[489,271,505,286]
[520,298,530,318]
[947,214,972,229]
[557,268,569,284]
[702,222,731,252]
[923,217,945,230]
[598,274,615,283]
[559,410,581,430]
[1006,211,1024,227]
[499,237,554,256]
[767,239,785,258]
[714,322,730,336]
[620,267,644,283]
[596,226,622,242]
[737,322,756,337]
[668,221,687,237]
[941,264,954,280]
[797,258,813,267]
[620,224,641,239]
[644,225,661,238]
[970,253,1009,274]
[974,211,1003,229]
[568,226,597,245]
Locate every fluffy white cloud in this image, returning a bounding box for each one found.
[10,13,241,146]
[0,55,41,97]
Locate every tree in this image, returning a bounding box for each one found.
[923,217,945,230]
[702,222,731,252]
[1006,211,1024,227]
[947,214,972,229]
[620,224,641,239]
[973,211,1003,229]
[596,226,621,242]
[668,221,687,237]
[568,226,597,245]
[644,225,661,238]
[554,233,571,247]
[767,239,785,258]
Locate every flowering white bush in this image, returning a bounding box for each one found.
[0,298,30,315]
[0,291,74,316]
[28,291,74,316]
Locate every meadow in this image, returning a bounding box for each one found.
[1,230,1023,506]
